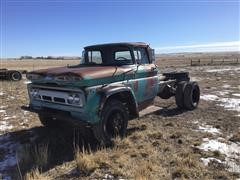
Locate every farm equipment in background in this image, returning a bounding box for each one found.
[0,69,26,81]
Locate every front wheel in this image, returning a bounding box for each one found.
[93,99,128,146]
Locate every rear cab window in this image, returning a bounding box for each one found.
[113,47,133,65]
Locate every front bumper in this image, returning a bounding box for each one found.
[21,105,92,128]
[26,84,102,125]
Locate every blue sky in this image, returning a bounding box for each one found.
[1,0,239,57]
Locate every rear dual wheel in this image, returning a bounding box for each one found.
[175,81,200,110]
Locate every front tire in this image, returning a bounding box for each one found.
[93,99,128,146]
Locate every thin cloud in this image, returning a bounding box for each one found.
[155,41,240,53]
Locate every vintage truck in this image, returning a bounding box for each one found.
[23,42,200,145]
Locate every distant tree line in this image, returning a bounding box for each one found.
[19,56,80,60]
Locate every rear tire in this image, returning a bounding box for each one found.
[93,99,128,146]
[183,82,200,110]
[175,81,188,109]
[158,85,173,99]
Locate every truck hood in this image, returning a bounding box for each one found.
[28,65,135,87]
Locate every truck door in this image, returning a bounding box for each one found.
[133,47,159,103]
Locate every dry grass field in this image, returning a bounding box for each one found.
[0,53,240,179]
[0,59,79,71]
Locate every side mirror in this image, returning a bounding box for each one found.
[150,49,155,62]
[80,50,86,64]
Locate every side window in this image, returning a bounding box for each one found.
[134,50,141,62]
[134,48,149,64]
[88,51,102,64]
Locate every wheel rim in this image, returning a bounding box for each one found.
[106,110,124,138]
[192,87,200,106]
[12,72,20,80]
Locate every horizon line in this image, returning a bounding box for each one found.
[1,41,239,58]
[155,41,240,53]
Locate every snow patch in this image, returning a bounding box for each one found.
[198,125,221,135]
[0,121,14,133]
[200,157,222,166]
[218,98,240,113]
[22,110,28,115]
[201,94,240,116]
[3,116,16,120]
[199,138,240,156]
[214,91,230,96]
[193,120,199,124]
[206,67,240,72]
[7,96,15,100]
[200,94,218,101]
[0,106,7,109]
[233,94,240,97]
[0,110,6,113]
[199,138,240,173]
[104,174,114,179]
[191,77,202,82]
[222,84,231,89]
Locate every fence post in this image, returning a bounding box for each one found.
[190,59,192,66]
[198,59,200,65]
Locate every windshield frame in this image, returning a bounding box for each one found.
[80,45,135,66]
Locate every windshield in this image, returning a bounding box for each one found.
[80,48,134,66]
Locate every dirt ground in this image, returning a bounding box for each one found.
[0,56,240,179]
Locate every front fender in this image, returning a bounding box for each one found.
[98,85,139,117]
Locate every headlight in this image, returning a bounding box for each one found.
[67,95,74,104]
[55,75,82,82]
[67,93,83,106]
[29,88,41,99]
[26,73,43,80]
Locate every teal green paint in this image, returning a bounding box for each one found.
[84,91,101,123]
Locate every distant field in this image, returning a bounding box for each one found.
[0,59,80,71]
[1,52,239,72]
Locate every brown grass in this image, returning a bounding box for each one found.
[75,148,99,175]
[0,59,79,71]
[17,143,49,175]
[24,168,50,180]
[229,131,240,143]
